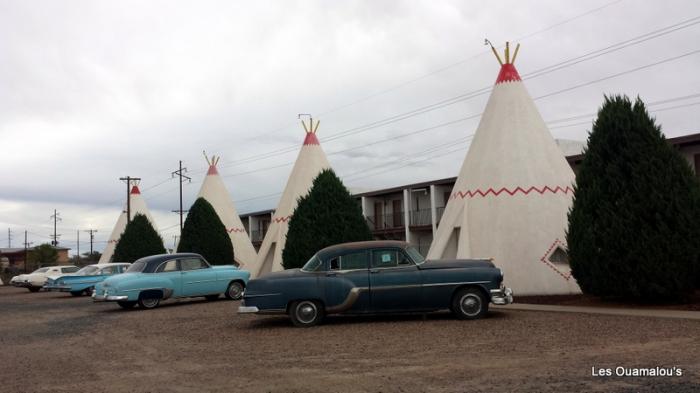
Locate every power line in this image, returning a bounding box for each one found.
[233,96,700,209]
[205,16,700,174]
[534,49,700,101]
[246,0,625,141]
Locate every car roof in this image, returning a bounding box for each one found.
[317,241,409,259]
[91,263,131,267]
[134,253,203,272]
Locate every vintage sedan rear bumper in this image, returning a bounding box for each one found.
[490,287,514,305]
[44,285,72,292]
[92,292,129,302]
[238,306,260,314]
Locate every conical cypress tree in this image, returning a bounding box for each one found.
[567,95,700,300]
[177,197,234,265]
[282,169,373,269]
[113,213,166,262]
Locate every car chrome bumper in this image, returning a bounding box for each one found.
[490,287,514,305]
[44,286,71,292]
[238,306,260,314]
[92,292,128,302]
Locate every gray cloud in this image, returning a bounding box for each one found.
[2,0,699,252]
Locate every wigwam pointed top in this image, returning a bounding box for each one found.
[485,39,522,84]
[203,151,220,175]
[299,113,320,145]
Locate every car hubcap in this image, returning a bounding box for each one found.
[296,301,317,324]
[229,283,243,299]
[460,294,481,316]
[142,298,158,308]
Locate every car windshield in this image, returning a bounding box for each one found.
[405,247,426,265]
[76,266,100,276]
[301,256,324,272]
[32,267,49,273]
[126,261,146,273]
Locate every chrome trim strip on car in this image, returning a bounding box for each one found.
[370,284,423,291]
[122,287,163,293]
[325,287,368,313]
[244,293,282,298]
[183,279,218,284]
[422,281,491,287]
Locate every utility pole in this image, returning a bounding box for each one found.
[171,161,191,234]
[83,229,98,258]
[119,176,141,222]
[7,228,11,248]
[77,230,80,259]
[50,210,61,246]
[23,231,33,273]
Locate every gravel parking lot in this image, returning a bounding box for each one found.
[1,286,699,393]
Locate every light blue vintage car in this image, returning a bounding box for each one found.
[93,253,250,309]
[44,263,131,296]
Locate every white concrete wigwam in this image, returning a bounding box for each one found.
[100,184,158,263]
[197,153,257,267]
[427,42,581,295]
[248,117,331,278]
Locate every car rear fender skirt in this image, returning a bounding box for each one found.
[140,289,165,300]
[325,287,367,314]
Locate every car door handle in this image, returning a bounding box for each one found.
[326,272,337,277]
[370,269,380,274]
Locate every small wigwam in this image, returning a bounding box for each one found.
[196,152,257,266]
[248,116,331,278]
[427,41,581,295]
[100,183,158,263]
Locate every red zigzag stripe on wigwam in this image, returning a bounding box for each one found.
[451,185,573,200]
[227,228,246,234]
[272,215,292,223]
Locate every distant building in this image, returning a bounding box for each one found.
[240,132,700,256]
[0,245,71,271]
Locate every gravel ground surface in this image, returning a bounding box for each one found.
[1,286,699,393]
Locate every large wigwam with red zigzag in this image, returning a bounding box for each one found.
[427,41,581,295]
[247,116,331,278]
[195,153,258,267]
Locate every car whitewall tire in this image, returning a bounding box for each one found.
[224,281,244,300]
[289,300,324,327]
[452,288,488,320]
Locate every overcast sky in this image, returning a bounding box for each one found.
[1,0,699,254]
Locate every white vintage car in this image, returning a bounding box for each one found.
[10,265,79,292]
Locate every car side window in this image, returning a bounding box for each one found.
[180,258,207,271]
[372,250,398,268]
[102,266,119,275]
[118,265,129,273]
[398,251,413,266]
[156,260,180,273]
[329,257,340,271]
[341,252,367,270]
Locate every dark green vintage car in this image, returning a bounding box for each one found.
[239,241,513,327]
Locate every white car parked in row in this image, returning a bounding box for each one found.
[10,265,79,292]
